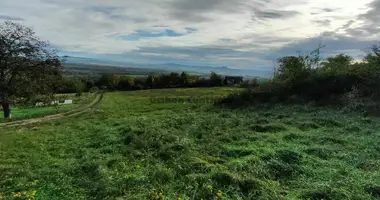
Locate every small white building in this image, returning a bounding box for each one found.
[63,100,73,105]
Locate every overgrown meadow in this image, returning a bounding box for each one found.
[1,88,380,200]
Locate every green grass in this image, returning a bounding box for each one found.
[0,93,97,122]
[1,88,380,199]
[6,105,75,120]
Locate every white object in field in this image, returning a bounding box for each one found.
[63,100,73,104]
[36,102,43,106]
[35,100,73,106]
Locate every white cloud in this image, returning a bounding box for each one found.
[1,0,378,68]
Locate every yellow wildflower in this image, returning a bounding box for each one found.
[216,190,223,199]
[13,192,21,198]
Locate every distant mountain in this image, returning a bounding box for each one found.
[63,56,273,78]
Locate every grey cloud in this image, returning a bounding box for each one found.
[322,8,336,12]
[359,0,380,23]
[136,46,250,58]
[312,19,332,26]
[311,8,340,15]
[341,20,355,29]
[170,0,238,12]
[341,0,380,37]
[128,45,273,68]
[252,10,299,20]
[89,6,117,14]
[167,0,279,22]
[267,33,378,60]
[0,15,24,21]
[167,0,249,22]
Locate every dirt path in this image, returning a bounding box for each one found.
[0,93,103,127]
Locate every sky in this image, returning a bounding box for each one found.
[1,0,379,69]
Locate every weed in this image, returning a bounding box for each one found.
[297,122,321,131]
[304,147,331,160]
[250,124,287,133]
[263,150,303,180]
[365,185,380,198]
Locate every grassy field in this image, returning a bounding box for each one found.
[0,88,380,200]
[0,93,97,122]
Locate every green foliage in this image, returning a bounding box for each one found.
[277,56,309,82]
[210,72,223,86]
[93,71,232,92]
[118,75,135,90]
[180,71,190,85]
[221,43,380,107]
[320,54,354,76]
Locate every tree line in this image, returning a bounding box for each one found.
[57,72,247,95]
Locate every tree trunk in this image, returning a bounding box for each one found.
[2,102,11,119]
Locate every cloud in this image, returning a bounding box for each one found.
[359,0,380,23]
[312,19,332,26]
[357,0,380,35]
[340,20,355,29]
[0,15,24,21]
[119,29,197,41]
[168,0,249,22]
[0,0,378,69]
[332,0,380,38]
[252,10,300,20]
[268,32,378,60]
[311,7,341,15]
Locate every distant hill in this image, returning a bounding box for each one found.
[63,56,273,78]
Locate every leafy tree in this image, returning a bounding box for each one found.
[118,75,135,90]
[57,77,87,94]
[364,44,380,69]
[276,56,306,82]
[97,74,120,90]
[180,71,190,86]
[168,72,180,86]
[321,54,354,75]
[188,75,199,86]
[276,46,323,83]
[210,72,223,86]
[75,80,87,96]
[146,75,155,88]
[0,21,63,119]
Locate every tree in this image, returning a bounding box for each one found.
[146,75,155,88]
[321,54,354,75]
[179,71,190,86]
[118,75,135,90]
[276,56,306,82]
[365,44,380,68]
[96,74,119,90]
[0,21,63,119]
[210,72,223,86]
